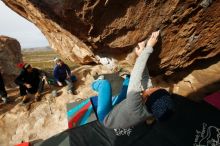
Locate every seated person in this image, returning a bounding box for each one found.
[53,58,77,95]
[0,71,8,104]
[91,31,174,128]
[14,64,46,104]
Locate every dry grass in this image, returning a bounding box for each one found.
[22,50,79,75]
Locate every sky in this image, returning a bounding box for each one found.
[0,1,49,48]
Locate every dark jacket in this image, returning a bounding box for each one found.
[0,72,7,97]
[15,68,43,88]
[53,63,71,82]
[0,72,5,89]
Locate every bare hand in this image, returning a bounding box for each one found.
[57,81,63,86]
[135,39,147,56]
[24,83,32,88]
[146,30,160,47]
[42,75,47,80]
[138,40,147,50]
[135,46,144,56]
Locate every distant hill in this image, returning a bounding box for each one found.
[22,46,52,52]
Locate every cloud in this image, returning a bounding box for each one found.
[0,1,48,48]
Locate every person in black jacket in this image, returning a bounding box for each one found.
[0,71,8,104]
[15,63,46,104]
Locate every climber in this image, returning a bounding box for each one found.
[14,63,46,104]
[53,58,77,95]
[91,30,174,128]
[0,70,8,104]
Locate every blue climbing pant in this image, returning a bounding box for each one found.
[91,76,130,122]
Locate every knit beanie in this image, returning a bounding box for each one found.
[145,89,174,121]
[17,63,25,69]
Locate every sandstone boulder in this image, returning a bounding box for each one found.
[2,0,220,77]
[0,36,22,87]
[0,62,219,146]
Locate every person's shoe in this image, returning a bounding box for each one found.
[72,90,78,95]
[67,90,78,95]
[35,92,41,101]
[67,90,72,94]
[97,75,104,80]
[2,97,8,104]
[20,95,29,105]
[51,90,58,97]
[118,68,130,78]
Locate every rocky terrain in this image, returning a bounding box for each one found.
[0,36,22,87]
[0,0,220,145]
[2,0,220,77]
[0,64,113,146]
[0,44,219,145]
[0,61,220,146]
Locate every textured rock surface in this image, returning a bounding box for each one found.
[0,65,113,146]
[0,63,219,146]
[1,1,220,145]
[0,36,22,87]
[152,60,220,101]
[2,0,220,76]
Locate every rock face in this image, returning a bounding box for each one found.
[0,36,22,87]
[0,63,219,146]
[2,0,220,76]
